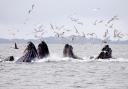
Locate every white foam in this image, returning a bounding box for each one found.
[1,54,128,63]
[34,54,128,63]
[35,54,72,63]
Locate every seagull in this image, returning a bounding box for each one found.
[113,29,118,38]
[109,24,113,29]
[71,35,77,42]
[37,25,44,30]
[28,4,35,14]
[28,8,33,14]
[87,33,97,39]
[93,20,98,25]
[56,25,65,30]
[93,20,103,25]
[50,24,55,31]
[77,22,84,25]
[53,31,65,38]
[92,8,100,11]
[98,20,103,23]
[59,32,65,37]
[70,17,83,26]
[103,29,109,38]
[33,25,45,39]
[28,10,32,14]
[87,33,96,36]
[34,31,45,39]
[33,25,44,33]
[70,17,79,22]
[82,32,86,38]
[32,4,35,9]
[34,28,44,33]
[113,29,124,39]
[117,32,124,38]
[107,15,119,24]
[65,29,71,32]
[74,25,79,34]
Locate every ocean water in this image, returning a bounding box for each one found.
[0,43,128,89]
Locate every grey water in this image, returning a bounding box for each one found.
[0,43,128,89]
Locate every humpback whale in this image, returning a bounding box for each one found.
[37,41,50,59]
[16,41,37,62]
[63,44,81,59]
[5,56,14,61]
[0,56,14,62]
[97,45,112,59]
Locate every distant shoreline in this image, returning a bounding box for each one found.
[0,37,128,44]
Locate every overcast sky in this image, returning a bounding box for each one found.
[0,0,128,39]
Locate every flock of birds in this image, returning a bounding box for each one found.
[32,15,127,43]
[6,2,128,44]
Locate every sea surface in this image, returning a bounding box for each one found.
[0,43,128,89]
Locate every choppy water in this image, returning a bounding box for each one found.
[0,43,128,89]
